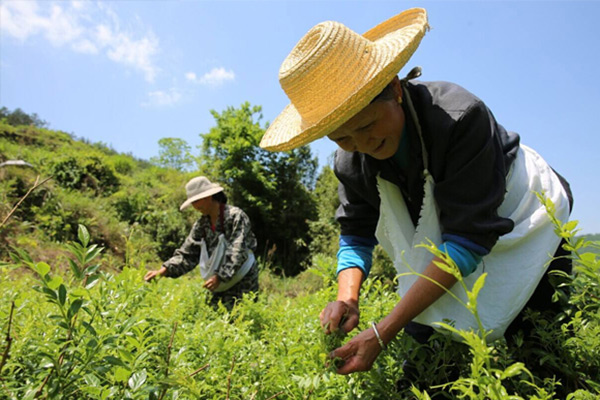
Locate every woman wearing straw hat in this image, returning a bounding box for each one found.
[260,8,573,377]
[144,176,259,309]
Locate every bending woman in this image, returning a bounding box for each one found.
[260,8,572,376]
[144,176,259,309]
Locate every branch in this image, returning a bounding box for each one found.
[265,390,286,400]
[0,301,15,377]
[1,175,52,228]
[187,363,210,378]
[226,355,236,400]
[158,322,178,400]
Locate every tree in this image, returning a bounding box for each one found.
[198,102,318,275]
[0,107,48,128]
[308,165,340,258]
[150,137,195,171]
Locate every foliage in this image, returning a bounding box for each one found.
[307,166,340,258]
[0,106,48,128]
[2,107,600,399]
[198,102,318,276]
[150,138,195,172]
[1,218,599,399]
[50,156,120,195]
[0,119,192,268]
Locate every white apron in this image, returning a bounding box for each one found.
[198,234,255,293]
[375,144,570,341]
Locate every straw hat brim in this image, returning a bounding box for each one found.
[260,8,428,152]
[179,186,224,211]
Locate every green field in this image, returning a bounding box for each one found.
[2,109,600,399]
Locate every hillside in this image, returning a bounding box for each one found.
[0,105,343,278]
[0,119,199,270]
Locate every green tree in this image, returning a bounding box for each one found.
[150,137,195,171]
[198,102,318,275]
[308,165,340,258]
[0,106,48,128]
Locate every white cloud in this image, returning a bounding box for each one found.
[95,24,159,82]
[185,72,198,82]
[0,1,45,40]
[0,1,159,82]
[142,88,182,107]
[186,67,235,87]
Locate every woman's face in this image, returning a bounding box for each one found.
[192,197,211,213]
[327,96,405,160]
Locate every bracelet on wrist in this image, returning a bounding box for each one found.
[371,321,386,350]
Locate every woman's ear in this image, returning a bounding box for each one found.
[390,76,403,102]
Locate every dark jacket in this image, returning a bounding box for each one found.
[335,80,528,253]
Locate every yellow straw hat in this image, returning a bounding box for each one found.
[260,8,429,152]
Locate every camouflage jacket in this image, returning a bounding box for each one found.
[163,204,257,283]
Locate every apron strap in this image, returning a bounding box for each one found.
[400,66,430,174]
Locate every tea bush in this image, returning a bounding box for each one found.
[2,220,599,399]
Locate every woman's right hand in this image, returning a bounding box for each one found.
[320,300,360,334]
[144,267,167,282]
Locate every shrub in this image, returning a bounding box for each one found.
[50,156,119,195]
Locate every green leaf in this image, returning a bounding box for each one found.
[85,274,101,289]
[500,362,527,379]
[42,287,58,301]
[78,224,90,247]
[128,370,147,391]
[103,356,125,367]
[85,245,103,264]
[82,321,97,336]
[68,258,83,280]
[35,262,51,277]
[114,366,130,383]
[562,220,578,233]
[468,273,487,311]
[71,288,88,298]
[47,276,64,291]
[84,263,101,275]
[68,298,83,318]
[58,284,67,306]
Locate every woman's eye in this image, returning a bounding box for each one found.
[358,122,374,131]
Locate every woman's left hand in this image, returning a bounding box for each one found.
[203,275,220,292]
[328,326,382,374]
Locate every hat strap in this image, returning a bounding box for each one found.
[400,66,422,85]
[400,67,429,173]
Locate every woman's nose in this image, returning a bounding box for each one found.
[353,133,373,153]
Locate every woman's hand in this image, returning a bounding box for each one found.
[144,267,166,282]
[203,275,220,292]
[320,300,360,334]
[328,326,382,374]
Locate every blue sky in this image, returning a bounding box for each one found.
[1,0,599,234]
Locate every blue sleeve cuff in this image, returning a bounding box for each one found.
[438,240,483,277]
[442,233,489,256]
[339,234,378,247]
[337,244,375,278]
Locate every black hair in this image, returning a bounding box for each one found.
[212,191,228,204]
[370,81,397,103]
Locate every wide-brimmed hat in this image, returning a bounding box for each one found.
[179,176,224,211]
[259,8,428,152]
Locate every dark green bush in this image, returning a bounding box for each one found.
[50,156,119,195]
[143,208,190,260]
[111,189,151,224]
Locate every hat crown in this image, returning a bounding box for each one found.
[279,21,374,125]
[179,176,224,210]
[186,177,216,197]
[260,8,428,151]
